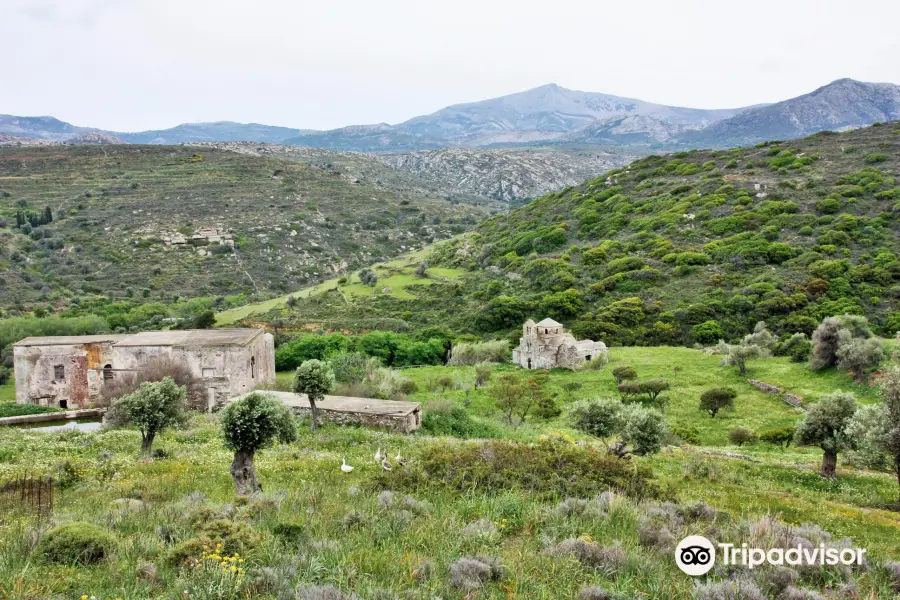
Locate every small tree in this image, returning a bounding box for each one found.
[729,427,757,447]
[853,367,900,500]
[108,377,185,457]
[759,426,796,448]
[810,315,872,371]
[491,373,526,426]
[794,390,857,477]
[221,393,297,495]
[414,261,428,277]
[292,359,335,430]
[570,397,624,446]
[835,335,884,383]
[718,341,765,376]
[621,405,666,456]
[474,363,492,388]
[699,387,736,418]
[612,366,637,385]
[743,321,778,353]
[780,333,811,363]
[639,379,670,406]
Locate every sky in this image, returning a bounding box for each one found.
[3,0,899,133]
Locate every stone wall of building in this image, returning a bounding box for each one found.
[13,340,119,409]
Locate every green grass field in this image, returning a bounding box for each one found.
[0,347,898,598]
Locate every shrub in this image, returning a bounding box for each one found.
[779,333,811,363]
[449,555,505,591]
[671,424,701,445]
[835,336,884,383]
[375,438,661,500]
[692,320,724,344]
[729,427,758,446]
[700,388,737,418]
[326,351,368,384]
[106,377,186,456]
[421,406,501,438]
[221,393,297,494]
[491,373,528,426]
[612,365,637,385]
[39,522,116,565]
[570,397,624,443]
[447,340,508,365]
[620,405,666,455]
[474,363,493,387]
[810,315,873,371]
[759,426,796,447]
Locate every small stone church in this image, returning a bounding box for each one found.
[13,329,274,410]
[512,318,607,370]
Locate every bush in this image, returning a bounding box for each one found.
[729,427,758,446]
[447,340,509,365]
[671,424,701,445]
[759,426,796,447]
[571,397,623,441]
[612,366,637,385]
[0,402,61,418]
[699,387,737,417]
[621,405,666,455]
[692,320,724,344]
[375,438,661,500]
[326,351,368,384]
[474,363,492,387]
[421,406,501,438]
[779,333,811,363]
[810,315,872,371]
[39,522,116,564]
[835,336,884,383]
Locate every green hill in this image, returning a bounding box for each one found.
[252,123,900,343]
[0,145,490,309]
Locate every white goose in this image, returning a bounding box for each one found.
[374,447,383,463]
[381,456,393,471]
[341,457,354,473]
[395,450,407,467]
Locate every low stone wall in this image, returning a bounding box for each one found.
[287,405,419,434]
[0,408,106,427]
[746,379,805,409]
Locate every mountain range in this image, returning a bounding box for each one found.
[3,79,899,151]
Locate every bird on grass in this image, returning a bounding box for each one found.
[381,456,393,471]
[374,447,382,463]
[395,450,407,466]
[341,457,354,473]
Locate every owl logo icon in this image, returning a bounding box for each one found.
[675,535,716,576]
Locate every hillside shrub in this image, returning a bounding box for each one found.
[39,522,116,565]
[612,366,637,385]
[448,340,508,365]
[670,424,701,445]
[326,351,369,384]
[692,320,724,345]
[759,426,796,448]
[620,405,667,456]
[570,397,623,443]
[421,405,501,439]
[699,388,736,418]
[374,438,662,500]
[810,315,873,371]
[729,427,758,447]
[835,336,884,383]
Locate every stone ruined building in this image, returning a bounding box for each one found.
[13,329,274,410]
[512,318,607,370]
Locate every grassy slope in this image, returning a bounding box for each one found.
[0,145,488,307]
[217,247,462,325]
[1,348,898,598]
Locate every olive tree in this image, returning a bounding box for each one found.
[699,387,737,418]
[717,341,766,376]
[621,405,666,456]
[810,314,872,371]
[835,335,884,383]
[794,390,857,478]
[848,367,900,500]
[108,377,186,457]
[221,392,297,495]
[570,397,624,446]
[881,367,900,502]
[612,366,637,385]
[292,359,335,430]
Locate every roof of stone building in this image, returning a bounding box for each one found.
[535,318,563,328]
[15,329,264,348]
[113,329,264,347]
[14,334,130,347]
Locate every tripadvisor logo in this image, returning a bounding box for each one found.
[675,535,867,576]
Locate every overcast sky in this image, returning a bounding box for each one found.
[3,0,899,132]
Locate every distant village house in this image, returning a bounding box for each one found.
[13,329,274,410]
[512,318,607,370]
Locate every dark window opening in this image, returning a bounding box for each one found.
[54,364,65,380]
[527,358,532,369]
[545,328,548,334]
[59,399,68,409]
[103,364,114,381]
[585,355,592,362]
[250,356,256,379]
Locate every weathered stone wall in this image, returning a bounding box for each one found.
[14,342,117,408]
[287,405,421,433]
[747,379,805,408]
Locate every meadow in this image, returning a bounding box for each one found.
[1,346,899,599]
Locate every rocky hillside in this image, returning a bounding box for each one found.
[272,123,900,342]
[681,79,900,148]
[0,145,492,306]
[563,115,690,146]
[378,147,633,203]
